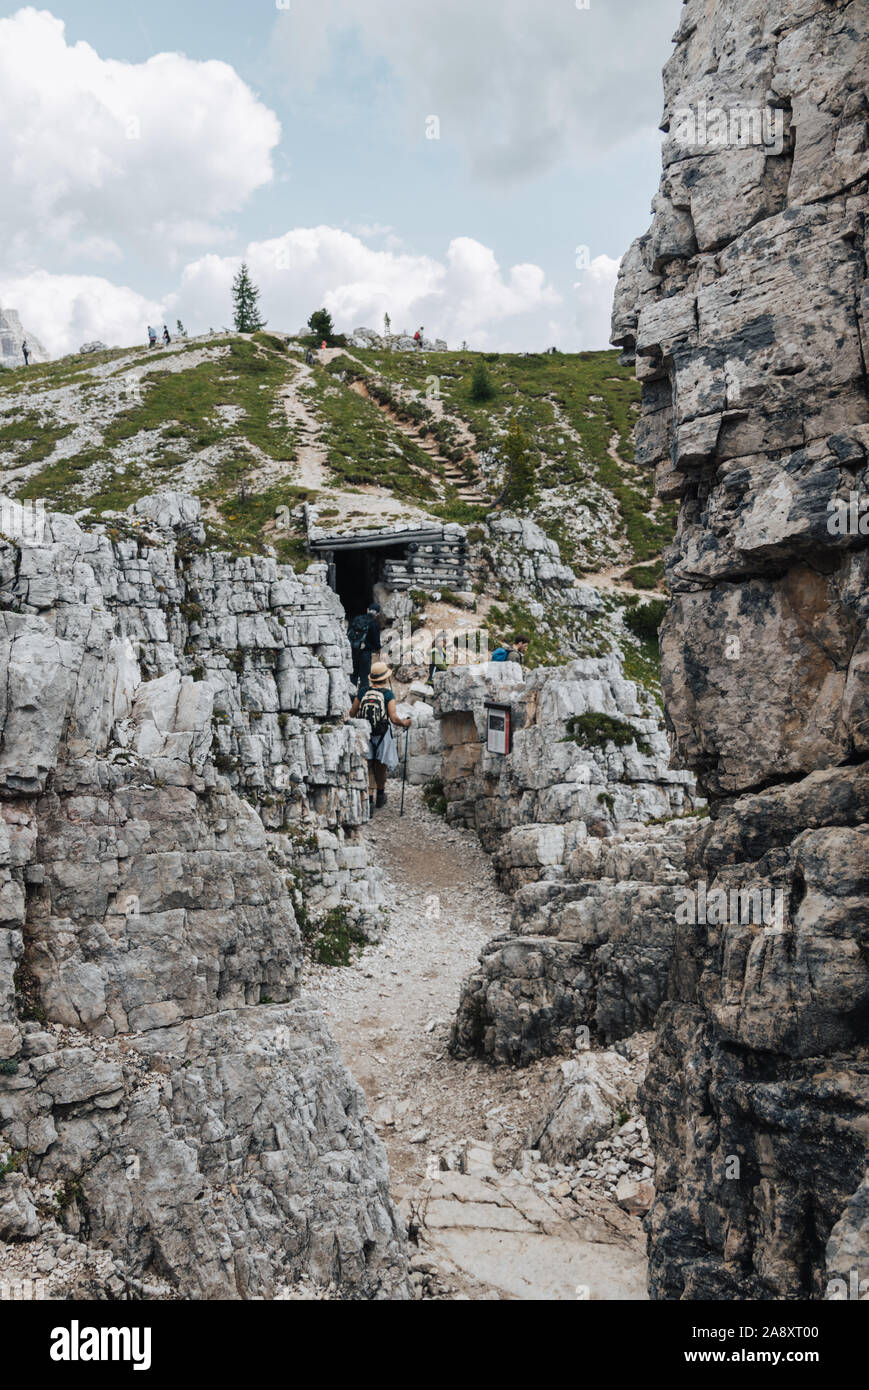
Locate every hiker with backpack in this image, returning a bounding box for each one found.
[492,634,530,666]
[147,325,157,348]
[347,602,383,689]
[348,662,412,813]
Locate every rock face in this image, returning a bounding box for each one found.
[612,0,869,1299]
[0,307,48,369]
[430,659,701,1064]
[0,494,407,1299]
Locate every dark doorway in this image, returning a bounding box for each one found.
[330,542,412,616]
[333,548,376,616]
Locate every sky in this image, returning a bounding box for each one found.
[0,0,684,357]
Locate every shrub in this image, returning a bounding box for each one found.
[311,907,368,967]
[624,599,667,643]
[563,712,651,757]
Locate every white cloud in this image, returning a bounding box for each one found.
[0,7,280,269]
[178,226,563,349]
[0,269,166,356]
[572,254,621,351]
[2,229,620,357]
[271,0,682,182]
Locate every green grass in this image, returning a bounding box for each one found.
[0,412,73,465]
[349,346,673,565]
[303,366,442,500]
[209,477,316,565]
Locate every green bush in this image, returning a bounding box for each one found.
[563,712,651,757]
[311,907,368,967]
[625,560,664,590]
[624,599,667,643]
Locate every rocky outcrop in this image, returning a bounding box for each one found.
[0,306,47,369]
[346,327,449,353]
[612,0,869,1300]
[431,659,701,1064]
[0,493,407,1299]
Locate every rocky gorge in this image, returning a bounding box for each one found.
[0,0,866,1311]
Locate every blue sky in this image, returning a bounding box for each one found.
[0,0,683,355]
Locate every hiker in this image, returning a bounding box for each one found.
[147,325,157,348]
[428,631,450,684]
[347,602,383,689]
[492,634,530,666]
[349,661,411,813]
[304,347,314,365]
[21,341,29,366]
[162,324,171,345]
[414,326,424,350]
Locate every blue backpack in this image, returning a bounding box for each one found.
[492,646,509,662]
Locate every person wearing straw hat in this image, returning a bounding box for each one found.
[349,661,411,813]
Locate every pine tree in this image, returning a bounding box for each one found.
[384,312,391,335]
[500,418,536,510]
[470,361,496,403]
[231,263,266,333]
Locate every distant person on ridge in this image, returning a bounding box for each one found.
[347,602,383,690]
[163,324,171,345]
[147,325,157,348]
[21,341,29,366]
[348,661,411,813]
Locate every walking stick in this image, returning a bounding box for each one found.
[400,727,410,817]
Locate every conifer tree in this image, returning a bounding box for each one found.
[231,263,266,333]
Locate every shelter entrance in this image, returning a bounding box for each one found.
[331,542,410,616]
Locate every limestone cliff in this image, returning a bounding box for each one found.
[612,0,869,1299]
[428,658,701,1064]
[0,493,407,1299]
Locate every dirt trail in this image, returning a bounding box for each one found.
[305,784,525,1186]
[303,784,648,1301]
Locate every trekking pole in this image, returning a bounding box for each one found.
[400,727,410,817]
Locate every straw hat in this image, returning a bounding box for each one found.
[369,661,392,687]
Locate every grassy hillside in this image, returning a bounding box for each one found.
[0,331,673,581]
